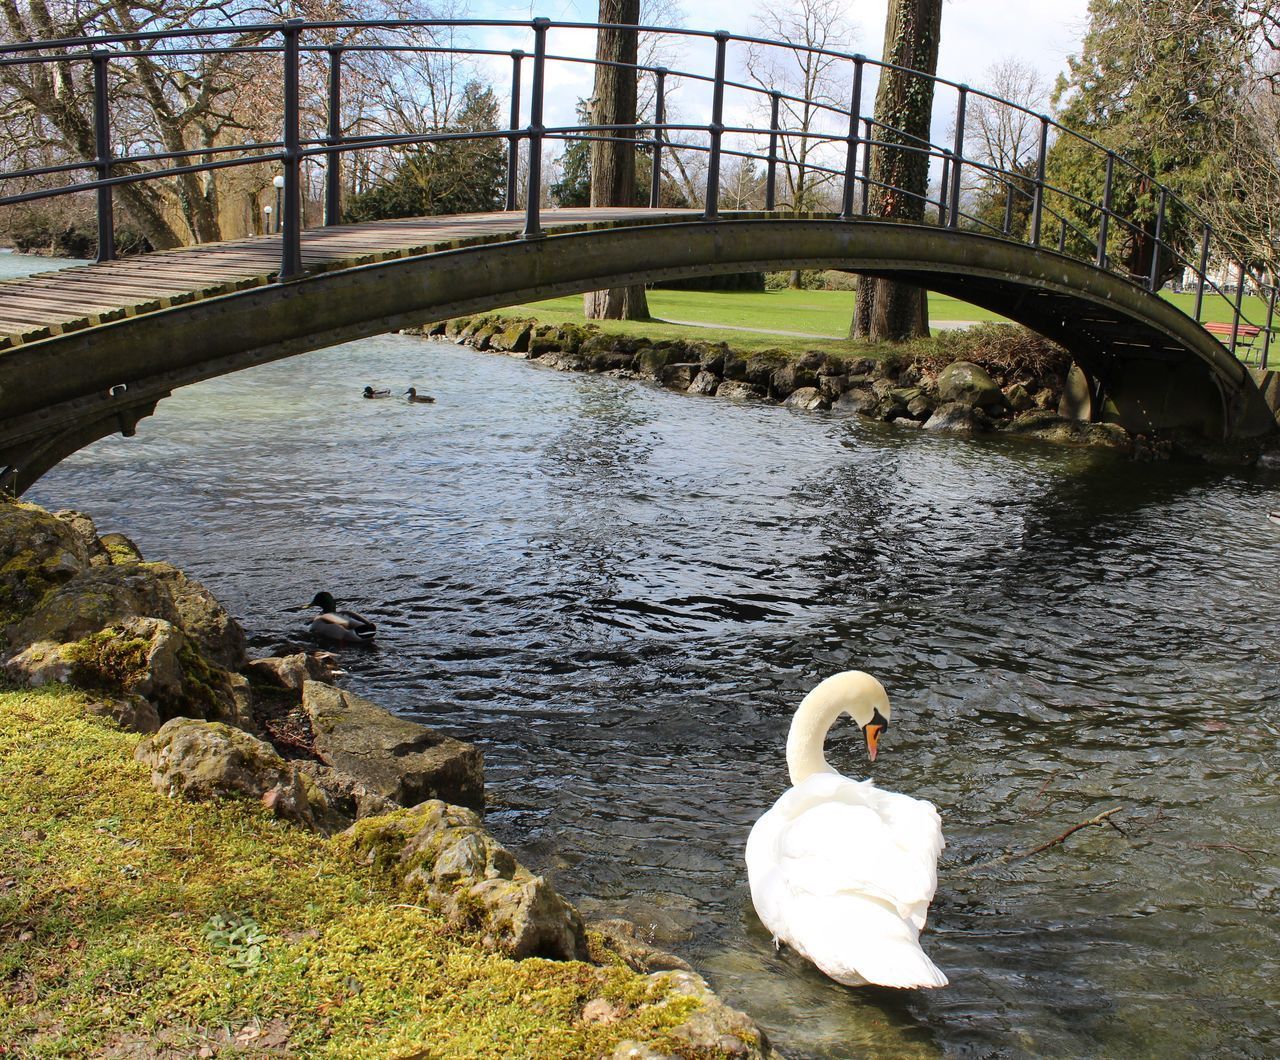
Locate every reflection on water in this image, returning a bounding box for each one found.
[29,324,1280,1059]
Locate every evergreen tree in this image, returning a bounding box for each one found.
[343,82,507,223]
[1043,0,1248,283]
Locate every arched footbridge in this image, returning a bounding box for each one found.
[2,17,1277,493]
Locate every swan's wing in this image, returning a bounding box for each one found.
[788,893,948,989]
[770,777,943,917]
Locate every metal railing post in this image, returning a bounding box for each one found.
[1262,284,1276,370]
[1059,218,1067,253]
[1096,152,1114,268]
[765,90,781,211]
[839,55,864,220]
[948,85,967,228]
[91,50,115,263]
[1147,187,1166,293]
[704,30,729,220]
[860,117,872,215]
[506,49,524,211]
[1030,116,1048,246]
[325,46,343,226]
[280,19,303,280]
[937,151,950,226]
[1002,182,1015,236]
[1230,263,1245,356]
[650,67,666,209]
[523,18,549,238]
[1194,224,1210,321]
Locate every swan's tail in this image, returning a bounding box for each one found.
[792,894,949,990]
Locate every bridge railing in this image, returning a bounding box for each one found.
[0,17,1271,370]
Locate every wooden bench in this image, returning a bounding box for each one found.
[1204,320,1262,346]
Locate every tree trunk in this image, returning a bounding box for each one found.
[850,0,943,342]
[584,0,649,321]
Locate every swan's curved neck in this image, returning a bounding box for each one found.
[785,684,849,786]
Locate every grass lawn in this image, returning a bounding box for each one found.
[494,286,1271,362]
[503,289,1008,344]
[0,686,709,1057]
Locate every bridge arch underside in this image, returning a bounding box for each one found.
[2,219,1272,493]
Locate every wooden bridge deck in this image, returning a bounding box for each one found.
[0,207,690,351]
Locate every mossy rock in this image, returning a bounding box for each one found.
[135,716,341,833]
[742,349,790,387]
[0,497,92,632]
[5,557,246,672]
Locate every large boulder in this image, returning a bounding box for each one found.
[342,801,589,960]
[7,615,248,727]
[687,370,720,396]
[924,401,982,433]
[0,499,91,631]
[612,970,779,1059]
[936,360,1006,410]
[660,363,698,391]
[135,717,341,833]
[782,387,828,411]
[770,362,817,399]
[5,561,246,671]
[742,351,789,388]
[716,381,766,402]
[587,919,693,975]
[52,510,111,567]
[301,681,483,810]
[244,652,341,693]
[834,387,878,415]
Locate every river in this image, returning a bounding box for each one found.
[12,254,1280,1058]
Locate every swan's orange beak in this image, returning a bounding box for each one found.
[865,723,884,762]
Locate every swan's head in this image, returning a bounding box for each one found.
[787,671,893,784]
[822,670,892,762]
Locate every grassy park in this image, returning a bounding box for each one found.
[497,286,1272,360]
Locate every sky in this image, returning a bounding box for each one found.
[454,0,1095,185]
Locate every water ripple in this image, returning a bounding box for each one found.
[31,332,1280,1059]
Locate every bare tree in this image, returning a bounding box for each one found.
[745,0,851,286]
[0,0,475,250]
[962,59,1050,235]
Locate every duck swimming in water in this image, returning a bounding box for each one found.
[363,386,391,399]
[404,387,435,404]
[306,592,377,644]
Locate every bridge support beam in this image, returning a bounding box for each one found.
[1,396,162,496]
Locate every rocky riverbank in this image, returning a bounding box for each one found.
[411,315,1144,452]
[0,495,778,1057]
[414,314,1280,464]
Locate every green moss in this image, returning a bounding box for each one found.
[0,687,725,1056]
[61,627,152,693]
[175,640,226,713]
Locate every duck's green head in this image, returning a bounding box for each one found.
[309,591,337,612]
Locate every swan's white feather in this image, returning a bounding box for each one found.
[746,771,947,989]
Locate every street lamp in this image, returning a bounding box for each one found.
[272,174,285,233]
[263,204,272,234]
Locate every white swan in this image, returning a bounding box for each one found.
[745,671,947,989]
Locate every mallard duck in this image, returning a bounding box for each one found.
[363,386,391,399]
[404,387,435,404]
[745,671,947,989]
[306,592,376,644]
